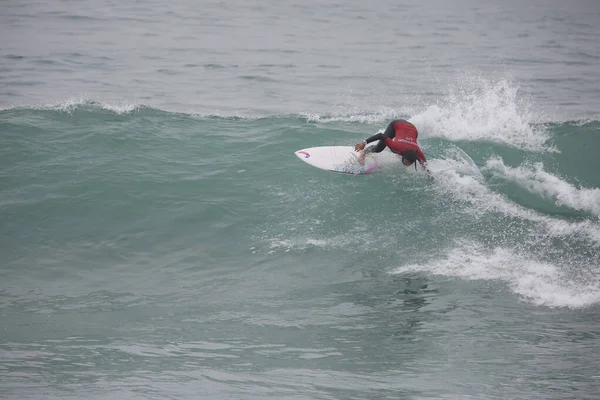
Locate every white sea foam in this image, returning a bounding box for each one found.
[4,98,143,114]
[301,76,551,151]
[428,158,600,245]
[300,107,399,124]
[392,240,600,308]
[43,98,89,113]
[410,77,551,151]
[96,101,141,114]
[484,158,600,217]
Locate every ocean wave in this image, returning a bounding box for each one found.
[0,100,283,120]
[484,157,600,217]
[1,96,598,133]
[299,107,401,124]
[299,76,559,151]
[0,98,145,114]
[410,77,552,151]
[429,157,600,245]
[391,240,600,308]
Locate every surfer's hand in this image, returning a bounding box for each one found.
[354,142,366,152]
[424,167,434,182]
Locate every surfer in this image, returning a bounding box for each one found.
[354,119,428,171]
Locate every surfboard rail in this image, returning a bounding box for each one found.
[294,146,380,175]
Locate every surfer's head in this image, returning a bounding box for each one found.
[401,150,418,166]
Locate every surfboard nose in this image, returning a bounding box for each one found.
[295,150,311,159]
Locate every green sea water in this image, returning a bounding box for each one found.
[2,101,600,398]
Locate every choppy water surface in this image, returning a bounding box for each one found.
[2,1,600,399]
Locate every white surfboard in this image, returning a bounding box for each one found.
[294,146,382,175]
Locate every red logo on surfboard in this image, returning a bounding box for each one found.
[298,151,310,158]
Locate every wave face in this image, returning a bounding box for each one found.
[2,88,599,311]
[3,1,600,398]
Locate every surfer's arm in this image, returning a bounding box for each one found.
[356,122,395,150]
[364,132,385,144]
[417,150,433,179]
[417,149,427,164]
[417,149,430,169]
[355,132,385,151]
